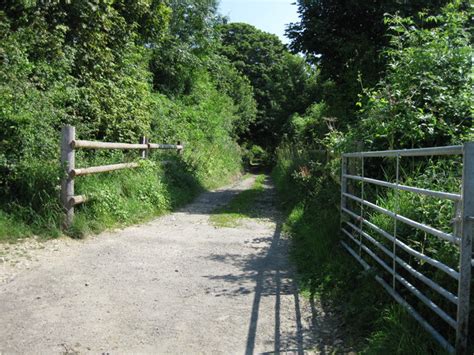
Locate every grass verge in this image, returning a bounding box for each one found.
[272,146,446,354]
[0,210,32,243]
[0,155,241,242]
[210,174,266,228]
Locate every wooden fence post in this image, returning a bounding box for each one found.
[140,136,148,159]
[456,142,474,354]
[61,125,75,229]
[177,141,183,155]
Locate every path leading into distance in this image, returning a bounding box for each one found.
[0,175,344,354]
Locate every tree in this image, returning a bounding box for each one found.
[218,22,318,149]
[287,0,449,123]
[357,2,473,149]
[149,0,219,95]
[0,0,252,228]
[0,0,171,211]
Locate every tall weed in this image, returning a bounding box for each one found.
[273,144,448,352]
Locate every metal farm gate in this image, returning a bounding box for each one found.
[340,143,473,354]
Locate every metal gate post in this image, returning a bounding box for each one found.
[359,155,365,256]
[392,154,400,290]
[341,156,347,212]
[60,125,75,229]
[456,142,474,354]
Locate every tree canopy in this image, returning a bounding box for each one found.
[219,22,319,149]
[286,0,450,122]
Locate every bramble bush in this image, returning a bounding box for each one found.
[273,1,471,352]
[357,1,473,149]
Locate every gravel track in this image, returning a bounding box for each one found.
[0,175,344,354]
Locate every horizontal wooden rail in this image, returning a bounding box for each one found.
[72,140,184,151]
[72,140,147,150]
[148,143,183,150]
[61,126,185,230]
[70,162,140,177]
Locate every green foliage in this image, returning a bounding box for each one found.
[277,2,470,352]
[0,210,31,242]
[364,305,445,355]
[0,0,250,241]
[148,1,257,138]
[218,22,319,150]
[70,159,189,238]
[274,6,471,338]
[287,0,450,123]
[242,144,270,168]
[358,2,473,149]
[0,0,471,350]
[207,56,257,138]
[285,102,332,146]
[165,0,219,52]
[272,144,447,352]
[149,0,219,96]
[0,13,71,222]
[0,1,165,206]
[150,71,243,189]
[273,145,383,345]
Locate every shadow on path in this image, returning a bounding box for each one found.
[201,178,339,354]
[205,222,335,354]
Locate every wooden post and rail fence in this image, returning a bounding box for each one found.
[60,125,183,229]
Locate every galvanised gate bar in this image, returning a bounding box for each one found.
[340,143,473,354]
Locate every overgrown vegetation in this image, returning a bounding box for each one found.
[274,1,472,352]
[273,147,450,353]
[218,23,318,150]
[0,0,472,352]
[0,1,314,240]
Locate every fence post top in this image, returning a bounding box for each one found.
[463,141,474,149]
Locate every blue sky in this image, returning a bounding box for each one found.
[218,0,300,43]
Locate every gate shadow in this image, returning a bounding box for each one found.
[203,222,337,354]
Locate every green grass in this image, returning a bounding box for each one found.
[0,152,241,242]
[272,146,447,354]
[0,210,32,243]
[210,174,266,227]
[363,305,446,355]
[68,158,213,238]
[278,190,446,354]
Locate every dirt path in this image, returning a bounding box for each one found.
[0,175,344,354]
